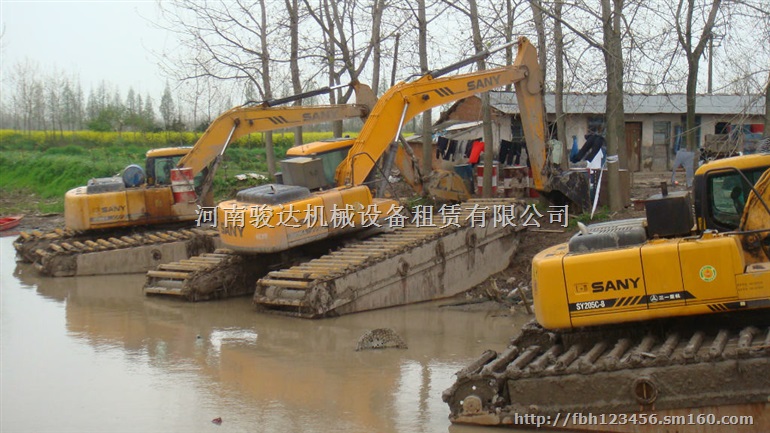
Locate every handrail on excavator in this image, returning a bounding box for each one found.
[246,82,359,108]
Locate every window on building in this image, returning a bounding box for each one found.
[715,122,730,134]
[653,121,671,146]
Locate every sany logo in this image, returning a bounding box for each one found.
[302,111,339,121]
[467,75,502,91]
[99,205,125,214]
[591,277,641,293]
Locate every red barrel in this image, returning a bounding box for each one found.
[170,167,197,203]
[476,163,498,195]
[528,167,539,197]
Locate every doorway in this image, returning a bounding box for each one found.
[625,122,642,172]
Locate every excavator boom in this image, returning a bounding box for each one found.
[336,37,537,188]
[179,82,375,176]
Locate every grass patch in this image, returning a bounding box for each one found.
[567,205,612,228]
[0,129,363,215]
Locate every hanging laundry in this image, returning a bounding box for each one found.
[436,136,449,159]
[468,140,485,165]
[512,140,524,165]
[498,139,513,165]
[444,140,458,161]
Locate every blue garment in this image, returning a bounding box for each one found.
[570,135,579,161]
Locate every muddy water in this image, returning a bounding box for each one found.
[1,236,538,433]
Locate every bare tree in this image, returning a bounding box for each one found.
[45,71,63,137]
[488,0,522,91]
[9,60,44,132]
[160,83,176,131]
[602,0,627,211]
[674,0,722,151]
[418,0,433,180]
[765,73,769,142]
[370,0,387,96]
[438,0,497,196]
[554,0,568,157]
[529,0,548,80]
[285,0,304,146]
[303,0,379,136]
[534,0,630,211]
[157,0,283,173]
[257,0,277,175]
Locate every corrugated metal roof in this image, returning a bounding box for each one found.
[488,92,767,116]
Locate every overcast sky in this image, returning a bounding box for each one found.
[1,1,170,99]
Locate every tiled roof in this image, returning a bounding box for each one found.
[487,92,766,116]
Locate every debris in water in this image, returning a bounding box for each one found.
[355,328,407,351]
[212,417,222,425]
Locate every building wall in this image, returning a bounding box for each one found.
[442,96,766,171]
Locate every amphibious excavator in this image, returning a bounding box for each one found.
[143,37,587,317]
[13,84,378,277]
[444,153,770,430]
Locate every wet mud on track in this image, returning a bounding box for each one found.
[1,235,550,433]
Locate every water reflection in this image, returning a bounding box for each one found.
[3,237,536,433]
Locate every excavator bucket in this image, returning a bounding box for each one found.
[546,170,591,213]
[426,170,472,202]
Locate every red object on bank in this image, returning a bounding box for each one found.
[0,215,23,232]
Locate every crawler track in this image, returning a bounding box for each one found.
[144,198,526,317]
[14,226,218,276]
[443,312,770,430]
[255,198,525,318]
[144,249,270,301]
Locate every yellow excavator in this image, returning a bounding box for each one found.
[14,83,377,276]
[444,153,770,429]
[143,37,584,316]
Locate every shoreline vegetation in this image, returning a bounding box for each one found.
[0,129,353,215]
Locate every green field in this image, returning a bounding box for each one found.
[0,129,352,214]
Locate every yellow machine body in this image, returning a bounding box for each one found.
[64,147,199,231]
[217,185,397,253]
[533,154,770,330]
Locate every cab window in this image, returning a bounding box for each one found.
[147,156,207,192]
[317,147,352,185]
[707,168,767,229]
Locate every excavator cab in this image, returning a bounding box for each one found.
[282,138,356,188]
[693,154,770,232]
[145,148,188,186]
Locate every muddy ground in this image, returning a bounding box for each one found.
[0,188,64,235]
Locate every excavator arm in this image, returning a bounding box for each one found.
[178,82,376,176]
[336,37,539,187]
[740,168,770,264]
